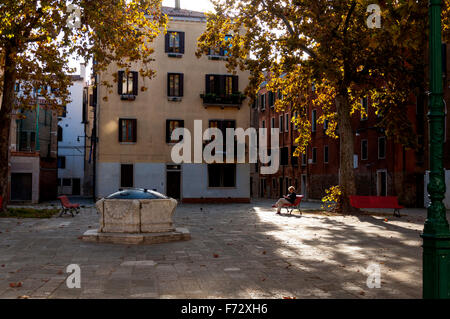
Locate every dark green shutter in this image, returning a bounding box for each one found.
[179,32,185,54]
[232,76,239,94]
[132,72,138,96]
[118,71,124,95]
[179,74,184,97]
[166,120,171,143]
[118,119,123,142]
[167,73,171,96]
[205,75,211,94]
[165,33,170,52]
[218,75,225,96]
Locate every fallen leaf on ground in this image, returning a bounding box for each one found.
[262,251,267,255]
[17,295,29,299]
[213,254,219,258]
[359,291,365,296]
[283,296,297,299]
[9,282,22,288]
[57,270,63,275]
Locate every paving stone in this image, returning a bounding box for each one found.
[0,200,428,298]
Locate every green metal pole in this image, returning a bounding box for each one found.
[422,0,450,299]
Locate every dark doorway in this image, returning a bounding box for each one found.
[11,173,32,201]
[72,178,80,195]
[166,170,181,199]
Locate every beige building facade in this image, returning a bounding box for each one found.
[96,7,251,202]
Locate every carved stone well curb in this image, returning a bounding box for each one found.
[82,191,190,244]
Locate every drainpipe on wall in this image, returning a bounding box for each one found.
[35,93,40,152]
[92,72,98,203]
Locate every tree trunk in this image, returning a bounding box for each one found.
[335,93,359,214]
[0,47,17,213]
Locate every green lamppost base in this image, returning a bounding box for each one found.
[422,233,450,298]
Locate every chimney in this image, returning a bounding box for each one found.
[175,0,180,10]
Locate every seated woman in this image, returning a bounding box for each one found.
[273,186,297,215]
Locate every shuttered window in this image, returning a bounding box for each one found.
[165,31,185,54]
[260,94,266,110]
[167,73,184,97]
[208,34,232,57]
[118,71,138,96]
[119,119,137,143]
[166,120,184,143]
[268,91,274,107]
[312,109,317,132]
[205,75,238,95]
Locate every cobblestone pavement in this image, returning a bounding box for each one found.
[0,200,428,299]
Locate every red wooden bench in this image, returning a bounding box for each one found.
[282,195,304,215]
[349,195,403,217]
[57,196,80,217]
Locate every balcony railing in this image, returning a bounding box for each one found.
[200,92,246,108]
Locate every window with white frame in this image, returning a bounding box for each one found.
[260,94,266,111]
